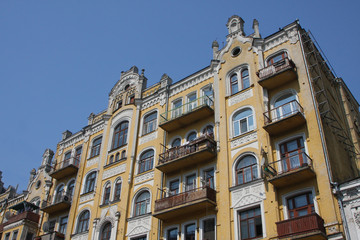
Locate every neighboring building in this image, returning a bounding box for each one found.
[1,15,360,240]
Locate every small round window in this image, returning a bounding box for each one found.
[231,47,241,57]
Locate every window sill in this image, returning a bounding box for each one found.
[231,129,257,141]
[227,84,254,98]
[104,158,127,169]
[100,199,121,207]
[229,178,263,192]
[108,144,127,154]
[137,169,154,176]
[141,129,157,137]
[80,191,94,197]
[127,212,152,221]
[87,155,99,161]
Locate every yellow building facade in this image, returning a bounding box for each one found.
[1,15,360,240]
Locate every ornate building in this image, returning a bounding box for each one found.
[1,15,360,240]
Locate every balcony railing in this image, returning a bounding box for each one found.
[257,58,297,89]
[34,231,65,240]
[264,100,304,124]
[157,135,216,173]
[0,211,40,227]
[265,152,316,187]
[159,96,214,131]
[276,213,326,239]
[153,186,216,220]
[41,192,72,214]
[50,157,80,180]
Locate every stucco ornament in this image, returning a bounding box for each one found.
[354,209,360,228]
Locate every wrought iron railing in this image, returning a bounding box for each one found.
[158,135,216,165]
[159,95,214,125]
[257,57,295,80]
[41,192,72,208]
[51,157,80,172]
[263,100,304,125]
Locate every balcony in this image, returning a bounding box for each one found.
[264,152,316,188]
[50,157,80,180]
[0,211,40,228]
[153,186,216,220]
[41,192,72,214]
[34,232,65,240]
[263,100,306,135]
[276,213,326,239]
[159,96,214,132]
[157,135,216,173]
[257,58,297,89]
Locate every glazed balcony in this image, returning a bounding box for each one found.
[276,213,326,239]
[0,211,40,229]
[159,96,214,132]
[41,192,72,214]
[257,58,297,89]
[263,100,306,135]
[34,232,65,240]
[49,157,80,180]
[264,152,315,188]
[153,186,216,220]
[157,135,216,173]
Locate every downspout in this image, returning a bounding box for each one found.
[128,102,141,184]
[297,26,351,240]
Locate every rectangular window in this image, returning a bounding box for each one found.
[169,180,180,195]
[63,152,71,167]
[114,182,122,201]
[103,186,111,204]
[203,168,215,189]
[59,216,68,234]
[4,233,10,240]
[185,174,196,191]
[239,207,263,240]
[280,137,305,173]
[49,220,56,232]
[90,137,102,158]
[203,218,215,240]
[143,112,157,135]
[172,99,183,119]
[287,192,314,218]
[167,228,178,240]
[11,231,18,240]
[185,223,196,240]
[187,93,197,112]
[74,147,82,165]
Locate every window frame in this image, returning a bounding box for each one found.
[103,182,111,205]
[113,179,122,201]
[238,206,263,240]
[235,155,258,185]
[84,171,97,194]
[266,51,288,66]
[134,190,151,217]
[112,121,129,150]
[90,137,102,158]
[142,111,158,135]
[59,216,68,234]
[100,222,112,240]
[138,149,154,174]
[76,210,90,233]
[228,66,251,96]
[172,98,183,119]
[200,216,216,240]
[232,107,255,137]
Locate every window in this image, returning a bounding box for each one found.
[77,210,90,233]
[167,228,178,240]
[138,150,154,174]
[241,69,250,90]
[115,153,120,162]
[231,74,239,95]
[11,231,18,240]
[169,180,180,195]
[103,183,111,205]
[171,138,181,148]
[185,174,196,191]
[236,155,258,185]
[230,67,250,95]
[25,233,34,240]
[129,95,135,104]
[267,51,288,66]
[114,180,122,201]
[203,168,215,189]
[117,100,123,109]
[67,180,75,196]
[185,223,196,240]
[287,192,314,218]
[59,216,68,234]
[112,122,128,149]
[63,151,71,167]
[273,92,297,121]
[172,99,183,118]
[239,207,263,240]
[49,220,56,232]
[134,191,150,216]
[280,137,306,173]
[202,85,213,106]
[143,112,157,135]
[233,108,254,137]
[4,233,10,240]
[90,137,102,158]
[109,155,114,164]
[84,172,97,193]
[121,150,126,159]
[74,147,82,164]
[55,184,64,203]
[132,236,146,240]
[187,132,197,142]
[100,222,112,240]
[187,92,197,112]
[202,218,215,240]
[202,125,214,137]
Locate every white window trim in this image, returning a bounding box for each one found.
[102,180,112,205]
[185,130,198,143]
[131,188,152,217]
[73,208,91,235]
[199,215,216,240]
[281,187,318,220]
[200,164,216,188]
[229,105,256,139]
[181,220,197,240]
[264,49,290,67]
[57,214,69,234]
[81,170,98,194]
[233,201,266,240]
[183,171,198,192]
[226,64,251,96]
[87,134,103,159]
[107,112,132,152]
[200,123,215,136]
[164,224,180,240]
[112,177,122,202]
[139,109,158,137]
[231,152,260,187]
[136,147,156,175]
[166,176,181,197]
[168,135,183,148]
[66,178,76,195]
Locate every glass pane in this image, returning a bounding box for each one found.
[234,121,240,136]
[294,194,308,208]
[168,228,178,240]
[248,218,255,238]
[240,119,247,133]
[255,216,263,236]
[203,219,215,240]
[240,220,248,239]
[297,209,309,217]
[244,168,252,182]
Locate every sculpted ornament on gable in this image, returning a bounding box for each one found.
[231,182,265,208]
[139,131,157,145]
[231,132,257,149]
[134,171,154,184]
[102,163,126,180]
[228,88,253,106]
[127,215,151,237]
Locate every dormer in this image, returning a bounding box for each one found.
[226,15,245,36]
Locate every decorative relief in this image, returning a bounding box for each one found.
[139,131,157,145]
[354,210,360,229]
[102,163,126,180]
[134,171,154,184]
[159,92,166,106]
[228,89,253,106]
[126,215,151,237]
[86,157,99,168]
[91,123,104,135]
[134,180,154,192]
[169,70,213,97]
[264,26,299,52]
[231,182,265,208]
[59,133,84,149]
[141,96,160,110]
[80,193,95,203]
[72,232,88,240]
[231,132,257,149]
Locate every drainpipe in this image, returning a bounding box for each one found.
[128,101,141,184]
[297,26,351,240]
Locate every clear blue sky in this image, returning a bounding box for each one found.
[1,0,359,191]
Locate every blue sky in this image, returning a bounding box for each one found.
[1,0,359,191]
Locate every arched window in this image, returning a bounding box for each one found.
[109,155,114,165]
[100,222,112,240]
[230,67,250,95]
[112,121,128,149]
[236,155,258,185]
[67,180,75,196]
[138,150,154,174]
[84,172,97,193]
[273,92,297,121]
[134,191,150,216]
[267,51,288,66]
[103,183,111,205]
[241,69,250,90]
[121,150,126,159]
[202,125,214,137]
[114,180,122,201]
[115,152,120,162]
[230,74,238,95]
[77,210,90,233]
[55,185,64,203]
[90,137,102,158]
[143,112,157,135]
[233,108,254,137]
[187,131,197,142]
[171,138,181,148]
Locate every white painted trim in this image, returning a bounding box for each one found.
[168,135,183,148]
[264,49,290,67]
[200,164,216,188]
[131,188,152,217]
[229,105,256,139]
[73,208,91,234]
[181,220,197,240]
[81,170,98,194]
[139,109,159,137]
[166,176,181,196]
[87,134,103,160]
[163,224,180,240]
[135,147,156,175]
[185,130,198,143]
[270,88,298,109]
[199,215,216,240]
[231,152,260,186]
[182,170,198,192]
[225,64,251,97]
